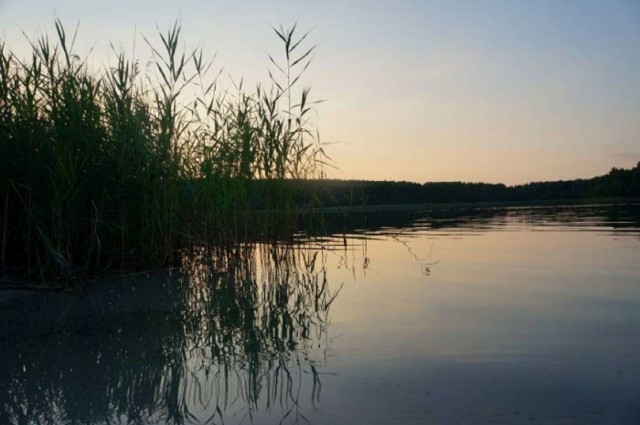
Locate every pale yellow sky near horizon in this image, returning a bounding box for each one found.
[1,0,639,185]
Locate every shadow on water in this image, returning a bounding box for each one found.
[0,244,341,425]
[302,203,640,243]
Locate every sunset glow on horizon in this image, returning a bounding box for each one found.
[2,0,638,185]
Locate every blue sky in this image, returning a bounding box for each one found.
[1,0,639,183]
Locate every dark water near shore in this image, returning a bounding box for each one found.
[2,204,639,424]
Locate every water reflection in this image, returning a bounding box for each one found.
[0,244,340,425]
[2,203,640,424]
[303,203,640,242]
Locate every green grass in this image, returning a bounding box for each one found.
[0,20,328,285]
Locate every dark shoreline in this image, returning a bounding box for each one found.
[302,196,640,214]
[3,198,639,290]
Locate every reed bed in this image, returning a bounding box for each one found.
[0,21,328,285]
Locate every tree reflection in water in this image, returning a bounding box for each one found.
[0,244,341,424]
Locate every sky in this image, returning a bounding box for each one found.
[1,0,639,184]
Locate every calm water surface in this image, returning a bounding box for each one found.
[1,204,639,424]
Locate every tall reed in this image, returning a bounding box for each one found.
[0,20,328,285]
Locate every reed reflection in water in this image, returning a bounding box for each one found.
[0,244,341,425]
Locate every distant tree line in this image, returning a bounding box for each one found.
[292,162,640,207]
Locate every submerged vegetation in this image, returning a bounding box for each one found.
[0,20,328,284]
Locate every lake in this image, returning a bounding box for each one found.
[1,204,639,424]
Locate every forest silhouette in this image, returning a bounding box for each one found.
[295,163,640,208]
